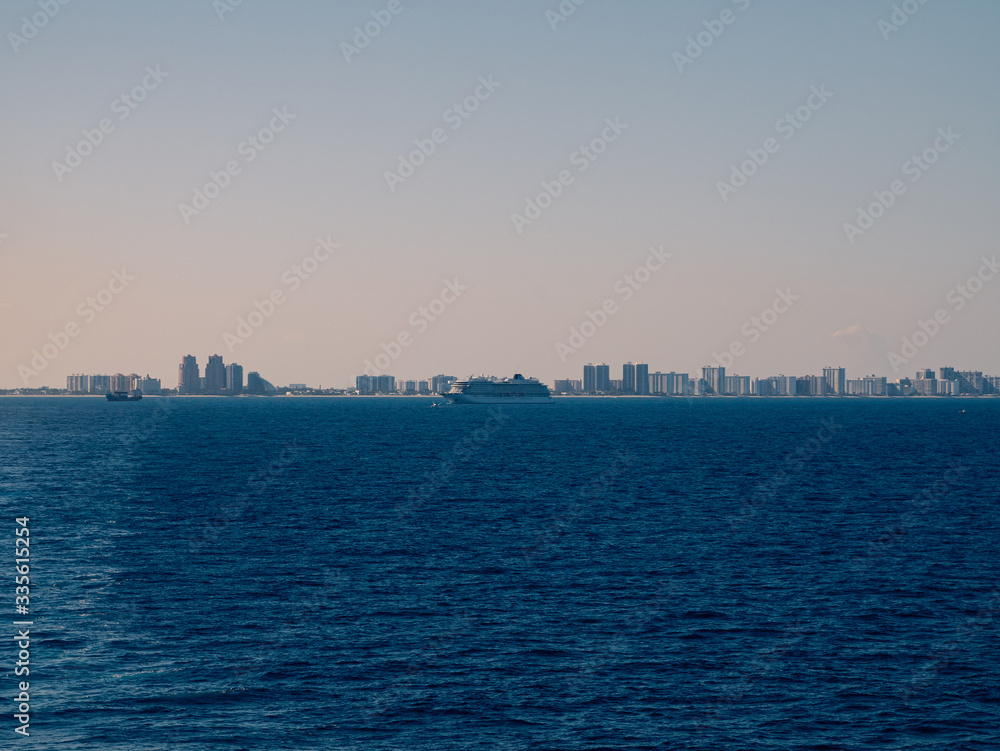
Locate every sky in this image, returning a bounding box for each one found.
[2,0,999,389]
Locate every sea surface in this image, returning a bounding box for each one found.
[1,396,998,750]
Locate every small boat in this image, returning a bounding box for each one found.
[106,390,143,402]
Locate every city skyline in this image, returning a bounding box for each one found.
[34,356,1000,398]
[4,2,1000,388]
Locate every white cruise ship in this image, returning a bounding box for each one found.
[443,374,554,404]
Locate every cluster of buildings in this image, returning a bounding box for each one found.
[355,374,457,395]
[60,361,1000,399]
[66,373,161,394]
[553,363,1000,397]
[177,354,273,395]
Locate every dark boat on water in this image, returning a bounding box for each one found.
[106,390,143,402]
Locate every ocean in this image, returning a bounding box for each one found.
[2,396,998,750]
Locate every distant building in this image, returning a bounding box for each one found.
[289,383,307,390]
[595,363,610,392]
[356,374,397,394]
[246,372,275,395]
[431,375,456,394]
[622,363,636,394]
[635,363,649,395]
[140,375,161,394]
[553,379,575,393]
[179,355,200,395]
[583,364,596,393]
[110,373,131,392]
[823,367,846,395]
[226,363,244,394]
[205,354,226,394]
[89,374,111,394]
[416,379,428,393]
[726,375,751,396]
[702,366,725,395]
[67,374,90,393]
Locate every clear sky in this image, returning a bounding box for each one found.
[3,0,999,388]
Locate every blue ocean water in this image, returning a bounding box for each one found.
[1,396,998,750]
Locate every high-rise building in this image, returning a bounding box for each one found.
[595,363,610,392]
[226,363,244,394]
[356,374,397,394]
[702,366,726,395]
[622,363,636,394]
[583,363,596,393]
[110,373,131,392]
[205,354,226,394]
[431,375,456,394]
[67,374,90,393]
[823,367,846,395]
[140,375,161,394]
[635,363,649,395]
[89,374,111,394]
[726,375,752,395]
[178,355,200,394]
[246,372,274,395]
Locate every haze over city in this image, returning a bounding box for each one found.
[3,0,999,389]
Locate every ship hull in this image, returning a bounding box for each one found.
[443,394,553,404]
[106,392,143,402]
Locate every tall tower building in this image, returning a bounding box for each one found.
[205,355,226,394]
[595,363,610,392]
[702,366,726,395]
[583,363,596,393]
[226,363,244,394]
[823,367,846,395]
[635,362,649,395]
[622,363,636,394]
[178,355,200,395]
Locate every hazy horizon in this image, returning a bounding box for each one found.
[4,1,999,389]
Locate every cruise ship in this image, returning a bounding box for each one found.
[443,374,554,404]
